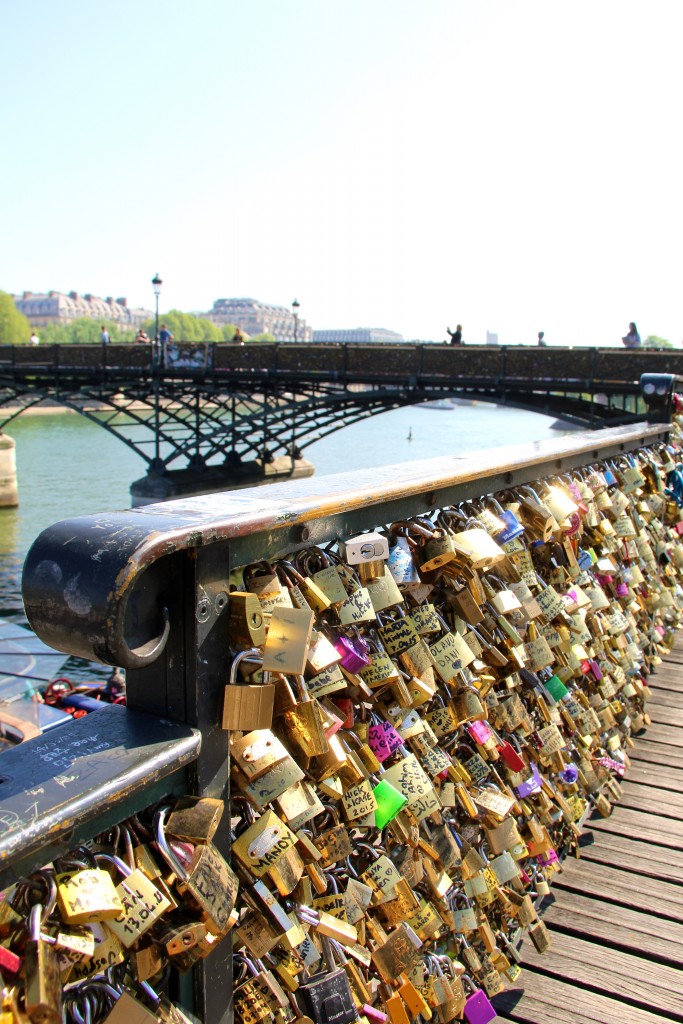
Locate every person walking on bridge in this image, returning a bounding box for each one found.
[447,325,463,345]
[622,322,641,348]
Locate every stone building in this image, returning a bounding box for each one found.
[14,291,151,330]
[207,298,312,341]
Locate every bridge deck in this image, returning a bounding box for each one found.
[492,643,683,1024]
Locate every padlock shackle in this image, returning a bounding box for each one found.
[95,852,132,878]
[153,806,188,882]
[229,647,266,686]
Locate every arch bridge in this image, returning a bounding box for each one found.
[0,341,679,501]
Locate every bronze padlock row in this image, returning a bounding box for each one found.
[2,441,682,1024]
[220,441,683,1024]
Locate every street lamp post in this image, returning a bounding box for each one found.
[152,273,162,342]
[292,298,300,342]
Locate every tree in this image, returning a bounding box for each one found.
[39,320,135,344]
[644,335,673,349]
[143,310,224,342]
[0,291,31,344]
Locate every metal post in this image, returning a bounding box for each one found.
[154,381,161,468]
[292,298,300,342]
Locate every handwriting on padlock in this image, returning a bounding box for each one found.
[307,663,346,696]
[337,587,376,625]
[368,720,403,761]
[467,720,492,745]
[420,745,451,777]
[430,631,476,681]
[342,780,378,820]
[262,606,315,674]
[380,618,420,655]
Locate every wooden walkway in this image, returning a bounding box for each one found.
[492,645,683,1024]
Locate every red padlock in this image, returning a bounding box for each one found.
[496,741,525,772]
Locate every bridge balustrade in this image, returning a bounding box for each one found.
[0,340,681,385]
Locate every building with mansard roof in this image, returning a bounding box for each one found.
[13,290,151,329]
[207,298,312,341]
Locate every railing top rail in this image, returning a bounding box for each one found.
[23,423,670,670]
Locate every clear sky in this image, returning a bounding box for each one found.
[2,1,682,346]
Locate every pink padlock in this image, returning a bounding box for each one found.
[467,720,493,745]
[363,1006,388,1024]
[368,719,403,762]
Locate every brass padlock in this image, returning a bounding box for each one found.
[281,675,330,758]
[222,649,276,732]
[155,807,238,937]
[98,853,171,948]
[166,796,224,845]
[56,865,123,924]
[229,592,267,647]
[24,904,62,1024]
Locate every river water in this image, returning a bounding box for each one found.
[0,401,568,616]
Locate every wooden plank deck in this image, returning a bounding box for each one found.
[491,644,683,1024]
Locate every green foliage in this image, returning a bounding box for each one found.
[0,291,31,344]
[145,310,224,342]
[248,332,276,343]
[39,320,135,344]
[644,335,673,349]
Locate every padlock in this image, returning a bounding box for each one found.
[296,943,358,1024]
[277,673,328,756]
[24,904,62,1024]
[222,649,276,732]
[56,862,123,924]
[97,853,171,947]
[449,528,507,570]
[165,796,224,844]
[98,989,160,1024]
[234,954,284,1024]
[155,807,238,936]
[229,591,267,647]
[263,605,316,674]
[461,974,497,1024]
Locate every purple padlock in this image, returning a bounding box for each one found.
[515,762,543,798]
[588,659,603,681]
[334,634,370,673]
[615,582,629,598]
[463,977,497,1024]
[368,719,403,762]
[537,847,559,868]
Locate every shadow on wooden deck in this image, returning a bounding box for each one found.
[491,646,683,1024]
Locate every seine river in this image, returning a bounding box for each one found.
[0,402,569,617]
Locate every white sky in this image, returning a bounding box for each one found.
[2,1,682,346]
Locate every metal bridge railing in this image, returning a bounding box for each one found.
[0,420,672,1023]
